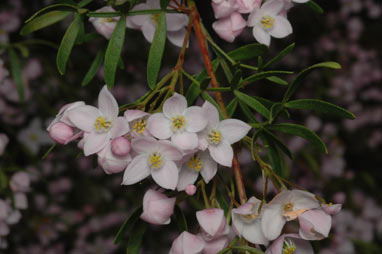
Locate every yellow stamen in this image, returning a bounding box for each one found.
[94,116,112,131]
[283,202,307,221]
[132,119,147,135]
[149,152,162,169]
[187,154,203,172]
[260,15,275,30]
[100,17,116,23]
[283,239,296,254]
[172,115,186,131]
[208,129,222,145]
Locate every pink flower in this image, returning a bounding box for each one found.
[97,141,132,174]
[124,110,152,137]
[298,209,332,240]
[231,197,268,245]
[265,233,313,254]
[89,7,120,39]
[0,133,9,156]
[211,0,237,19]
[147,93,208,150]
[122,137,183,190]
[261,190,319,240]
[236,0,262,13]
[198,101,251,167]
[197,208,229,240]
[140,189,176,225]
[212,12,246,42]
[67,86,129,156]
[169,231,205,254]
[48,122,74,144]
[47,101,85,131]
[10,172,30,193]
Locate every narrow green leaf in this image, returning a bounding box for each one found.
[104,13,126,87]
[282,62,341,102]
[238,101,259,123]
[8,48,24,101]
[78,0,93,8]
[263,129,293,159]
[118,56,125,70]
[42,144,57,160]
[25,3,78,23]
[226,98,238,117]
[285,99,356,119]
[114,207,142,244]
[269,103,284,123]
[147,11,166,89]
[56,13,82,74]
[160,0,171,9]
[127,220,147,254]
[234,90,270,119]
[263,43,295,69]
[243,70,293,86]
[20,10,71,35]
[306,0,324,14]
[14,44,29,58]
[227,43,268,61]
[266,76,288,85]
[267,123,327,153]
[174,205,188,232]
[81,48,104,86]
[261,133,283,176]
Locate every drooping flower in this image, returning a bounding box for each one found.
[89,6,120,39]
[122,137,183,190]
[198,101,251,167]
[124,110,152,138]
[140,189,176,225]
[169,231,205,254]
[261,190,320,241]
[197,208,229,240]
[231,196,268,245]
[212,12,247,42]
[147,93,208,150]
[67,85,129,156]
[265,233,313,254]
[247,0,293,46]
[126,0,189,47]
[298,209,332,240]
[47,101,85,131]
[322,202,342,215]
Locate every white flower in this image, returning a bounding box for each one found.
[89,6,120,39]
[198,101,251,167]
[18,118,53,154]
[124,109,152,138]
[247,0,293,46]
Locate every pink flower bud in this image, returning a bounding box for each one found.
[185,184,197,196]
[10,172,30,193]
[212,12,246,42]
[140,189,176,225]
[111,137,131,156]
[211,0,237,19]
[49,122,74,144]
[169,231,205,254]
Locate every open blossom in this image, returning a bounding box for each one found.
[126,0,189,47]
[147,93,208,150]
[261,190,320,241]
[231,196,268,245]
[122,137,183,190]
[212,12,246,42]
[67,86,129,156]
[198,101,251,167]
[47,101,85,131]
[140,189,176,225]
[265,233,313,254]
[247,0,293,46]
[89,6,119,39]
[124,110,152,138]
[169,231,205,254]
[18,118,53,154]
[97,141,131,174]
[298,209,332,240]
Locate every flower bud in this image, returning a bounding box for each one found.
[169,231,205,254]
[211,0,237,19]
[212,12,246,42]
[140,189,176,225]
[111,137,131,156]
[185,184,197,196]
[49,122,74,144]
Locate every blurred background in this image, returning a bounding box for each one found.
[0,0,381,253]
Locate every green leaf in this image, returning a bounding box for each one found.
[263,129,293,159]
[243,70,293,86]
[127,220,147,254]
[78,0,93,8]
[282,62,341,102]
[42,144,57,160]
[114,207,142,244]
[227,43,268,61]
[226,98,238,117]
[56,13,83,75]
[0,170,8,190]
[238,101,258,123]
[20,10,71,35]
[306,0,324,14]
[232,245,264,253]
[81,48,105,86]
[147,11,166,89]
[285,99,356,119]
[263,43,295,69]
[160,0,171,9]
[261,133,283,176]
[234,90,270,119]
[25,3,78,23]
[267,123,327,153]
[14,44,29,58]
[104,13,126,87]
[269,103,284,123]
[266,76,288,85]
[8,48,24,101]
[173,205,188,232]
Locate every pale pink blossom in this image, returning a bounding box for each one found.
[298,209,332,240]
[18,118,53,154]
[236,0,262,13]
[89,7,119,39]
[169,231,205,254]
[67,86,129,156]
[97,141,132,174]
[198,101,251,167]
[231,196,268,244]
[124,110,152,137]
[212,12,246,42]
[140,189,176,225]
[0,133,9,156]
[10,172,30,193]
[211,0,237,19]
[265,233,313,254]
[122,137,183,190]
[261,190,320,240]
[147,93,208,150]
[247,0,293,46]
[185,184,197,196]
[48,122,74,144]
[201,236,230,254]
[322,203,342,215]
[111,136,131,156]
[197,208,229,240]
[47,101,85,131]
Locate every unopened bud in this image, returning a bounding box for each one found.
[111,137,131,156]
[185,184,197,196]
[49,122,74,144]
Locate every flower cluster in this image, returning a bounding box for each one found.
[212,0,309,46]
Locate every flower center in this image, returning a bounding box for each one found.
[260,15,275,30]
[208,129,222,145]
[282,239,296,254]
[187,154,203,172]
[29,133,38,142]
[149,152,163,169]
[283,202,307,221]
[172,115,186,131]
[132,119,146,135]
[94,116,112,132]
[101,18,116,23]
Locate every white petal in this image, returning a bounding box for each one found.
[147,113,173,139]
[83,133,109,156]
[141,21,156,43]
[124,110,149,122]
[243,220,268,245]
[171,132,198,150]
[270,16,293,38]
[231,210,245,237]
[151,161,179,190]
[129,4,150,27]
[131,136,158,154]
[202,101,220,128]
[261,0,285,15]
[218,119,251,144]
[110,117,129,138]
[176,166,199,191]
[291,190,320,210]
[208,140,233,167]
[163,93,187,118]
[167,29,187,47]
[166,13,188,31]
[261,204,286,241]
[157,140,183,161]
[184,106,208,132]
[122,154,150,185]
[200,152,217,183]
[98,85,119,120]
[67,105,100,132]
[253,26,271,46]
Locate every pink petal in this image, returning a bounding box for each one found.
[202,236,230,254]
[208,140,233,167]
[202,101,220,128]
[196,208,225,237]
[261,204,286,240]
[98,85,119,120]
[158,140,183,161]
[265,234,285,254]
[166,13,188,32]
[142,20,156,43]
[129,4,150,27]
[199,152,217,184]
[177,165,199,191]
[171,132,199,150]
[270,16,293,38]
[231,210,245,237]
[169,232,205,254]
[261,0,285,15]
[242,219,268,245]
[184,106,208,133]
[163,93,187,118]
[147,113,173,139]
[291,190,320,210]
[218,119,251,144]
[131,136,158,154]
[151,161,179,190]
[167,29,187,48]
[141,189,176,225]
[67,105,100,132]
[109,117,129,138]
[122,154,150,185]
[252,26,271,46]
[124,110,149,122]
[322,203,342,215]
[298,209,332,240]
[83,132,109,156]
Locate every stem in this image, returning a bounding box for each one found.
[198,180,210,208]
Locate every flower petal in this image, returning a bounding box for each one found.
[122,154,150,185]
[98,85,118,120]
[176,166,199,191]
[131,136,158,154]
[219,119,251,144]
[200,152,217,183]
[124,110,149,122]
[167,29,187,48]
[261,204,286,241]
[67,105,100,132]
[141,20,156,43]
[83,132,109,156]
[253,26,271,46]
[208,140,233,167]
[147,113,173,139]
[202,101,220,128]
[298,209,332,240]
[291,190,320,210]
[110,117,129,138]
[270,16,293,38]
[151,161,179,190]
[261,0,285,15]
[158,140,183,161]
[163,93,187,118]
[171,132,198,150]
[196,208,225,237]
[184,106,208,133]
[243,219,268,245]
[166,13,188,31]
